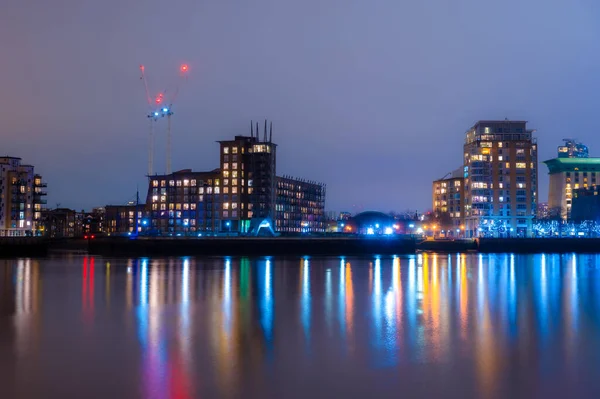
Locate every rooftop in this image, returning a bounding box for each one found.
[543,157,600,174]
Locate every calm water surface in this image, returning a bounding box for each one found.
[2,253,600,398]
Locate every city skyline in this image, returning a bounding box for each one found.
[2,0,599,212]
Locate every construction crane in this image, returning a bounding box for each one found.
[139,63,189,176]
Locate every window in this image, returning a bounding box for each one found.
[232,187,238,194]
[223,187,229,194]
[516,163,526,169]
[232,147,238,154]
[223,163,229,170]
[223,211,229,218]
[232,163,238,170]
[183,179,189,186]
[169,180,175,186]
[232,171,238,178]
[224,179,229,185]
[223,147,229,154]
[223,171,230,178]
[498,156,503,161]
[232,179,238,186]
[177,180,182,187]
[152,180,159,187]
[223,203,230,210]
[191,179,196,186]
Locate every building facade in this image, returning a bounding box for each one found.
[463,120,538,237]
[543,141,600,220]
[432,168,464,234]
[571,186,600,222]
[105,204,149,235]
[276,176,326,233]
[0,157,47,236]
[144,124,325,235]
[42,208,77,238]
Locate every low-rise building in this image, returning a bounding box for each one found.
[42,208,77,238]
[432,168,464,235]
[105,204,149,235]
[275,176,326,233]
[571,186,600,222]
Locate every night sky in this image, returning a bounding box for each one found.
[2,0,599,213]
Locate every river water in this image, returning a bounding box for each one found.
[1,253,600,398]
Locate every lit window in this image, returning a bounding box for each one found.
[177,180,182,187]
[223,187,229,194]
[152,180,159,187]
[191,179,196,186]
[223,147,229,154]
[207,187,213,194]
[223,163,229,170]
[231,202,238,209]
[169,180,175,186]
[232,163,238,170]
[214,187,220,194]
[199,187,204,194]
[223,203,230,210]
[223,171,230,178]
[232,171,238,178]
[516,163,526,169]
[232,179,238,186]
[152,195,158,202]
[498,156,503,161]
[232,147,238,154]
[232,187,238,194]
[215,179,220,186]
[183,179,189,186]
[498,142,503,148]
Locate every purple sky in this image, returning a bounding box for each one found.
[2,0,600,213]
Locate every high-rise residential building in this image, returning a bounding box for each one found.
[463,120,538,237]
[0,157,47,236]
[543,140,600,220]
[432,168,464,235]
[144,123,325,235]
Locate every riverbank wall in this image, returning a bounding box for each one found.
[87,236,418,257]
[0,238,48,258]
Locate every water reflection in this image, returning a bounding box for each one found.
[2,254,600,398]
